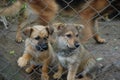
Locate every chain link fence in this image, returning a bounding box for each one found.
[0,0,120,80]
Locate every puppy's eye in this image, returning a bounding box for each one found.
[35,36,40,40]
[44,36,48,40]
[66,34,72,38]
[44,37,47,40]
[76,34,79,37]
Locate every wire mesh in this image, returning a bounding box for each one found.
[0,0,120,80]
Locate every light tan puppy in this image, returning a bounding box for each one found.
[52,23,96,80]
[17,25,54,80]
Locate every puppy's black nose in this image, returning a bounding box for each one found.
[74,42,80,48]
[41,43,48,50]
[36,45,41,51]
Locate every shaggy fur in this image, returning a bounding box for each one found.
[17,25,55,80]
[52,23,96,80]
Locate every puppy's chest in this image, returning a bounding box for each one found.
[32,51,41,58]
[57,52,78,68]
[31,51,45,64]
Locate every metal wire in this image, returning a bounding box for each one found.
[0,0,120,80]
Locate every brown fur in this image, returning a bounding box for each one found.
[0,0,58,42]
[78,0,108,43]
[17,25,55,80]
[0,0,119,43]
[52,23,96,80]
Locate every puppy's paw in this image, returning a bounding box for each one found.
[25,67,33,73]
[53,72,62,79]
[17,57,28,67]
[41,73,49,80]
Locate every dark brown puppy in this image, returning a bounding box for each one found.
[0,0,119,43]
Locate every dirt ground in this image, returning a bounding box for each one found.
[0,16,120,80]
[86,20,120,80]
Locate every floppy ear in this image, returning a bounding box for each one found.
[23,27,33,37]
[46,26,54,35]
[75,24,84,32]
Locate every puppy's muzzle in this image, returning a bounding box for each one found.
[68,42,80,51]
[74,42,80,48]
[36,42,48,51]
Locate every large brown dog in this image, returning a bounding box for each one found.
[51,23,96,80]
[0,0,119,43]
[0,0,58,42]
[17,25,55,80]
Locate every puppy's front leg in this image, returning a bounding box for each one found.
[67,64,79,80]
[17,53,32,67]
[41,57,51,80]
[53,63,63,79]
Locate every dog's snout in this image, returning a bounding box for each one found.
[36,42,48,51]
[41,43,48,50]
[74,42,80,48]
[36,45,42,51]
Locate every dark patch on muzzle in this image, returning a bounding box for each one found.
[36,42,48,51]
